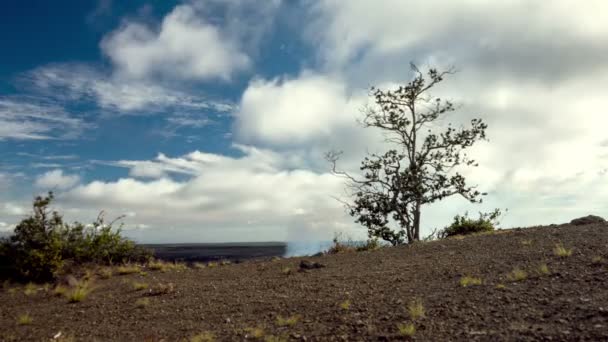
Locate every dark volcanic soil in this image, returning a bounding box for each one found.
[2,223,608,341]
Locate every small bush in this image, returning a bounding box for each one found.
[245,327,265,339]
[340,299,351,310]
[0,193,151,282]
[439,209,504,239]
[17,313,33,325]
[281,267,292,275]
[397,323,416,337]
[149,282,175,296]
[23,282,37,296]
[193,262,206,269]
[459,276,482,287]
[326,233,381,254]
[68,282,92,303]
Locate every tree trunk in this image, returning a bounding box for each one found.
[412,201,421,241]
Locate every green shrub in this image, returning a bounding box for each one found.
[0,192,151,282]
[439,208,504,239]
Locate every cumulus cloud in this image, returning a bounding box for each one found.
[101,4,250,81]
[60,147,349,242]
[35,170,81,190]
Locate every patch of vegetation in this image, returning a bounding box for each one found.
[53,285,68,297]
[0,193,151,282]
[592,256,604,265]
[507,268,528,282]
[135,297,150,308]
[537,263,550,276]
[407,298,425,320]
[459,276,482,287]
[193,262,206,269]
[326,233,381,254]
[132,281,148,291]
[439,209,504,239]
[23,282,37,296]
[340,299,351,310]
[554,243,572,257]
[117,265,140,275]
[495,283,506,289]
[207,262,218,268]
[397,322,416,337]
[67,282,92,303]
[99,268,113,279]
[149,282,175,296]
[276,315,299,327]
[244,327,265,339]
[281,267,292,275]
[17,313,33,325]
[520,239,532,246]
[189,332,215,342]
[220,260,232,266]
[264,335,287,342]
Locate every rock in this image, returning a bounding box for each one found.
[570,215,606,226]
[299,260,325,270]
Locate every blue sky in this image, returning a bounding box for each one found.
[1,0,607,243]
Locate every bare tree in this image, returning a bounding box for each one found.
[327,64,488,245]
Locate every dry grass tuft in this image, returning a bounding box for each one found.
[276,315,299,327]
[135,297,150,308]
[99,268,113,279]
[495,283,506,289]
[189,332,215,342]
[507,268,528,282]
[407,298,426,320]
[245,327,265,339]
[149,282,175,296]
[520,239,532,246]
[17,313,33,325]
[117,265,140,275]
[554,243,572,257]
[537,263,550,275]
[193,262,206,269]
[23,282,37,296]
[459,276,482,287]
[207,262,218,268]
[53,285,68,297]
[340,299,351,310]
[132,281,149,291]
[592,256,605,265]
[281,267,292,275]
[397,322,416,337]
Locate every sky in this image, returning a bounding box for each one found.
[1,0,607,243]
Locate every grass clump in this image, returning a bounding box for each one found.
[397,322,416,337]
[17,313,33,325]
[117,265,140,275]
[507,268,528,282]
[538,263,550,275]
[149,282,175,296]
[207,262,218,268]
[326,233,381,254]
[132,281,148,291]
[245,327,265,339]
[193,262,206,269]
[495,283,506,289]
[53,285,68,297]
[459,276,482,287]
[520,239,532,246]
[68,286,90,303]
[281,267,292,275]
[99,268,113,279]
[23,282,37,296]
[340,299,351,310]
[276,315,299,327]
[135,297,150,308]
[592,256,604,265]
[407,298,425,320]
[189,332,215,342]
[554,243,572,257]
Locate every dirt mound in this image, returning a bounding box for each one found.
[2,223,608,341]
[570,215,606,226]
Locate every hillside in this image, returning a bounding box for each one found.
[1,223,607,341]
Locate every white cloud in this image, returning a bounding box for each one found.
[35,170,81,190]
[60,147,349,242]
[0,98,88,140]
[235,73,363,145]
[24,64,233,113]
[101,4,250,81]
